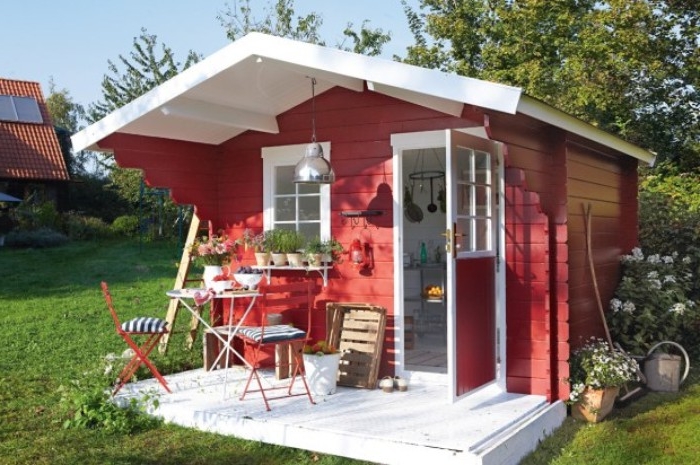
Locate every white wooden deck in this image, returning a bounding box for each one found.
[115,368,565,465]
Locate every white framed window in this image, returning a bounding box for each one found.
[261,142,331,239]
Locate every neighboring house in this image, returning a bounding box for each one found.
[72,33,653,461]
[0,78,70,203]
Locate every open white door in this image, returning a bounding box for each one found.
[445,130,501,401]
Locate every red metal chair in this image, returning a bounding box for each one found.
[101,281,172,396]
[236,281,315,411]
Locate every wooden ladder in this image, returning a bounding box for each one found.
[159,214,211,353]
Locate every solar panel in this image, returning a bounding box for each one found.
[0,95,43,123]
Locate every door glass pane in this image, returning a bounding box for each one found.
[474,151,490,184]
[455,217,471,252]
[474,186,490,217]
[458,184,472,216]
[475,219,490,250]
[456,147,473,182]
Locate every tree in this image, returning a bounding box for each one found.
[217,0,391,55]
[401,0,699,168]
[45,78,88,177]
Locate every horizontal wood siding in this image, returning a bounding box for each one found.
[565,139,638,350]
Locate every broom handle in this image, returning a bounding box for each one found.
[583,203,614,351]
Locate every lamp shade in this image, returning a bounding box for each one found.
[293,142,335,184]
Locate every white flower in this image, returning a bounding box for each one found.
[649,279,662,290]
[669,303,686,315]
[662,255,674,264]
[682,256,691,264]
[622,301,635,314]
[647,254,661,264]
[610,298,622,313]
[664,275,676,284]
[647,271,659,279]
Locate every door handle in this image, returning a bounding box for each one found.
[443,225,464,257]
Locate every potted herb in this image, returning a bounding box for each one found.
[566,338,639,422]
[306,236,343,265]
[267,229,289,266]
[281,230,306,267]
[302,340,341,395]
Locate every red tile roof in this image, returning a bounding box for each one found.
[0,78,69,181]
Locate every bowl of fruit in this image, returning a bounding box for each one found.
[233,266,264,290]
[422,285,443,301]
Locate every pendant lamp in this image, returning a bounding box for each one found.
[293,77,335,184]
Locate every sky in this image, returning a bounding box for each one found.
[2,0,420,108]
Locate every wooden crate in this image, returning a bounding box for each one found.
[326,302,387,389]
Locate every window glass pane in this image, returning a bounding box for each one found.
[299,196,320,221]
[275,197,296,221]
[298,183,319,195]
[275,166,295,195]
[299,223,319,240]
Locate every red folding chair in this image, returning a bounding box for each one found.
[236,282,315,411]
[101,282,171,396]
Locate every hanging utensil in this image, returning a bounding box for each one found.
[404,185,423,223]
[427,177,438,213]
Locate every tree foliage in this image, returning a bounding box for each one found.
[402,0,699,167]
[217,0,390,55]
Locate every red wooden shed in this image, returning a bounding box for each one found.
[73,33,653,409]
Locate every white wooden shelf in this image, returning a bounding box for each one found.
[252,265,332,287]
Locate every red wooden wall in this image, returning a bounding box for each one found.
[99,85,640,400]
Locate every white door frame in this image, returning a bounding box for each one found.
[391,129,507,397]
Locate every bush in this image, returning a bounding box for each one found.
[62,212,112,240]
[607,248,700,357]
[111,215,139,237]
[5,228,69,248]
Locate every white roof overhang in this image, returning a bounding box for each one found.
[72,32,653,164]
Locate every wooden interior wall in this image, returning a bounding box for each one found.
[565,139,639,349]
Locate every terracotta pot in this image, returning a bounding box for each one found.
[287,252,304,267]
[254,252,271,267]
[571,386,620,422]
[271,252,287,266]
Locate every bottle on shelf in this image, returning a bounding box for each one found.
[420,242,427,264]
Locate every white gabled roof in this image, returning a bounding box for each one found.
[72,32,653,164]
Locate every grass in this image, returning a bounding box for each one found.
[1,239,698,464]
[0,239,369,465]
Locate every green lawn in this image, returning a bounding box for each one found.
[0,239,697,464]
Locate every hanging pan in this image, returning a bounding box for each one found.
[404,185,423,223]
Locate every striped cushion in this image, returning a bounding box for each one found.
[238,325,306,343]
[121,317,168,333]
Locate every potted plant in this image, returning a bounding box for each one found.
[267,229,289,266]
[190,231,238,287]
[566,338,639,422]
[607,247,698,391]
[302,340,341,395]
[280,229,306,267]
[241,229,271,266]
[306,236,344,266]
